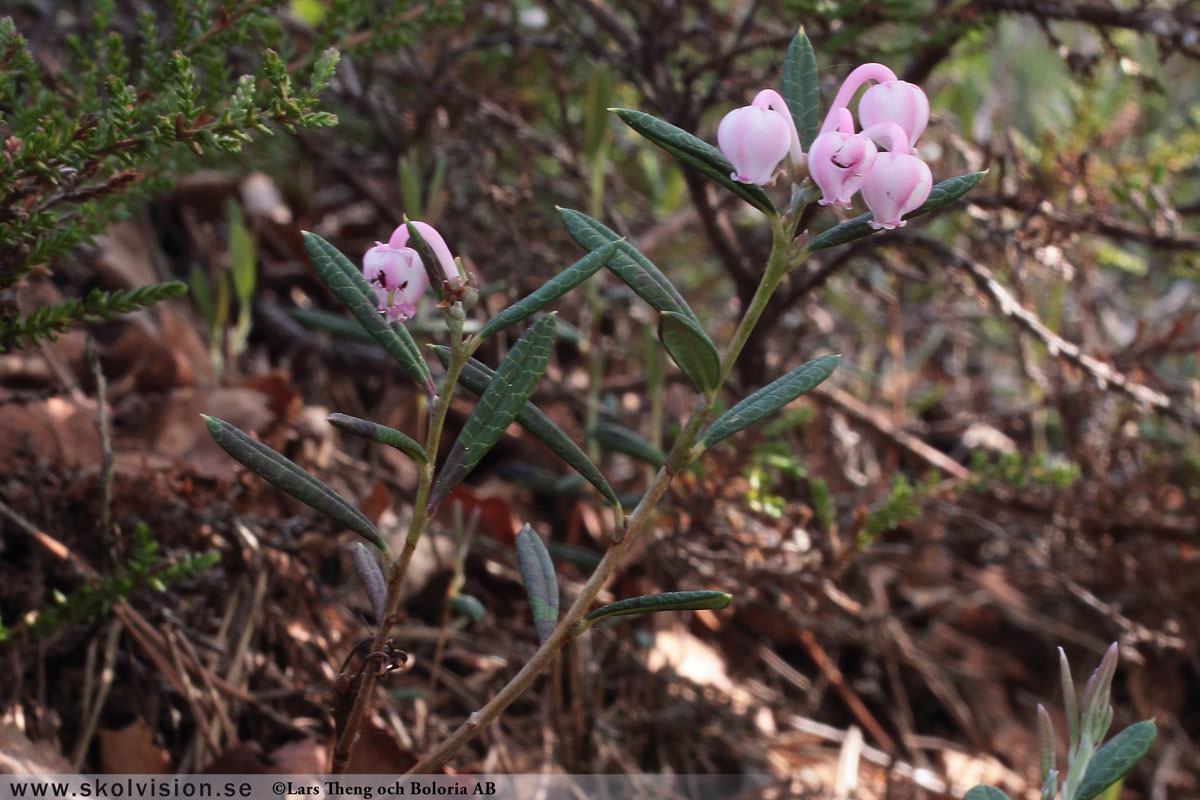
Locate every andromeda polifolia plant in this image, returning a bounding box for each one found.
[966,643,1157,800]
[206,28,983,773]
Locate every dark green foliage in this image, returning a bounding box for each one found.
[0,280,187,351]
[859,471,941,548]
[1073,720,1157,800]
[513,524,559,644]
[430,315,558,505]
[203,414,388,552]
[0,524,219,643]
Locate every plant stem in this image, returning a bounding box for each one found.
[409,219,799,773]
[331,308,470,774]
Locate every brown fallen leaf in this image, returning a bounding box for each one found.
[97,720,170,774]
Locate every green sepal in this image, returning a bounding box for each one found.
[575,590,731,635]
[593,420,666,468]
[1072,720,1157,800]
[558,207,699,323]
[514,524,559,644]
[431,346,620,509]
[806,172,986,252]
[301,232,431,389]
[327,413,427,464]
[781,28,820,151]
[203,415,387,553]
[430,315,557,505]
[478,240,621,340]
[701,355,839,447]
[659,310,720,394]
[612,108,775,215]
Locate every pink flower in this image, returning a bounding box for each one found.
[717,89,802,186]
[860,152,932,229]
[808,109,877,208]
[858,81,929,147]
[817,63,898,137]
[388,220,461,286]
[363,243,428,321]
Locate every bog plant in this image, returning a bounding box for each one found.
[206,30,984,773]
[965,644,1156,800]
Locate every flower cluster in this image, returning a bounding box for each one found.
[362,221,458,321]
[717,63,932,230]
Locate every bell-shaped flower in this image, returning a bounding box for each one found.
[363,242,428,322]
[858,81,929,147]
[808,108,877,208]
[717,89,802,186]
[388,220,461,286]
[860,152,932,230]
[817,62,898,137]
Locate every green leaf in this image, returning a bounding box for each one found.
[659,311,720,394]
[430,315,557,505]
[478,240,621,340]
[350,542,387,625]
[327,413,427,464]
[806,172,986,252]
[964,787,1011,800]
[613,108,775,215]
[514,524,559,644]
[546,541,603,570]
[1073,720,1157,800]
[781,28,820,151]
[576,590,731,634]
[431,346,620,509]
[558,207,699,323]
[227,200,256,305]
[702,355,840,447]
[203,415,387,552]
[594,420,666,468]
[450,594,486,621]
[301,232,430,389]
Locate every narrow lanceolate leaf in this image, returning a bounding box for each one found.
[478,240,621,340]
[594,420,666,468]
[327,413,427,464]
[350,542,387,625]
[302,232,430,387]
[558,207,699,323]
[781,28,820,151]
[613,108,775,215]
[701,355,840,447]
[203,415,387,551]
[964,787,1011,800]
[1072,720,1157,800]
[430,315,557,505]
[431,346,620,509]
[514,525,559,644]
[659,311,720,394]
[576,590,731,634]
[450,594,486,620]
[806,171,986,252]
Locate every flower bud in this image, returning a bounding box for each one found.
[363,242,428,321]
[860,152,932,229]
[717,104,792,186]
[858,80,929,147]
[808,128,878,208]
[388,220,460,285]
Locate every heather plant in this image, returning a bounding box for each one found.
[965,644,1157,800]
[205,30,985,774]
[0,0,463,352]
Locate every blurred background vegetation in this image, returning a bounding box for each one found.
[1,0,1198,795]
